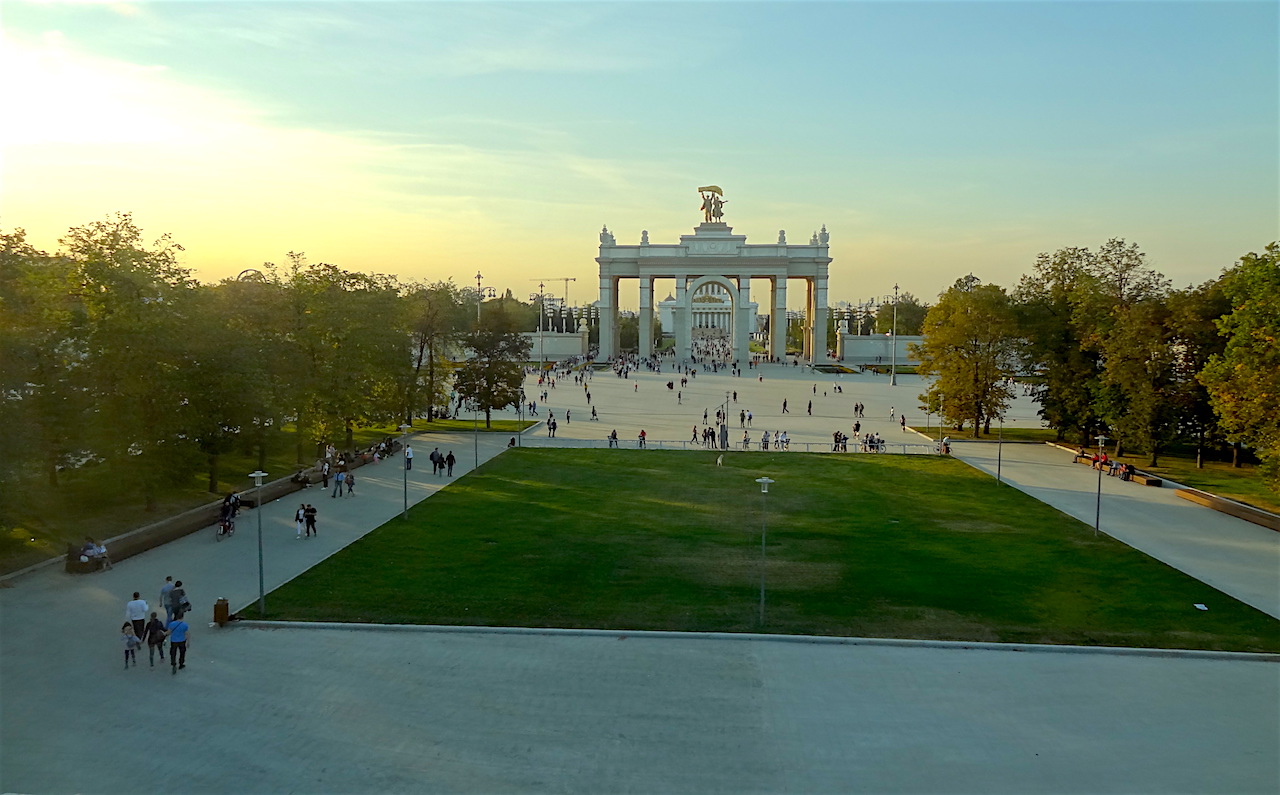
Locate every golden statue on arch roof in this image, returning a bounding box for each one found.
[697,186,726,223]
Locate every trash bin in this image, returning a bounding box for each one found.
[213,597,230,626]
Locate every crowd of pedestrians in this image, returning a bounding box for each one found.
[119,576,193,674]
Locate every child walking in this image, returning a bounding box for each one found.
[121,623,142,669]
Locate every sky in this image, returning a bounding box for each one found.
[2,0,1277,309]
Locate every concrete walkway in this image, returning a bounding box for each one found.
[2,362,1277,794]
[951,440,1280,619]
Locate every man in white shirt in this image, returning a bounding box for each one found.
[404,444,414,470]
[125,592,149,638]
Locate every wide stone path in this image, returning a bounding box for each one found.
[2,362,1277,794]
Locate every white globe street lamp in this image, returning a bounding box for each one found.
[755,476,775,626]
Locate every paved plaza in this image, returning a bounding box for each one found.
[2,362,1277,794]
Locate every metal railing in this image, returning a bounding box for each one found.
[519,438,941,455]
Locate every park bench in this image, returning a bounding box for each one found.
[1071,455,1161,486]
[64,545,106,574]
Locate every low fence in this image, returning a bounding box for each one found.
[519,438,941,455]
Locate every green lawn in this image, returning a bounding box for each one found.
[252,450,1279,652]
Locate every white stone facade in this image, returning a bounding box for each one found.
[595,221,833,363]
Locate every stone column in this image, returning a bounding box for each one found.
[770,276,787,361]
[674,277,691,362]
[735,276,751,363]
[639,277,653,358]
[598,275,619,360]
[802,278,814,360]
[812,276,829,363]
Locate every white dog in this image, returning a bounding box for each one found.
[715,454,723,467]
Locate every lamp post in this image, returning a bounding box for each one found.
[938,391,945,452]
[249,469,268,614]
[399,424,410,520]
[995,412,1007,483]
[755,476,775,626]
[475,271,496,324]
[882,284,899,386]
[1094,435,1109,537]
[530,283,547,369]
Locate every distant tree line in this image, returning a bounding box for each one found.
[0,214,532,514]
[912,238,1280,491]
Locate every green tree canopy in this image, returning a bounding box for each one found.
[454,304,532,428]
[1201,242,1280,490]
[913,276,1018,437]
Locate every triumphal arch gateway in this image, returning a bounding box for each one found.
[595,187,833,363]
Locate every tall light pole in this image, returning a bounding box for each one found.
[1094,435,1109,537]
[937,391,946,453]
[882,284,899,386]
[475,271,496,324]
[236,267,269,471]
[249,469,268,614]
[996,412,1004,484]
[399,424,410,519]
[530,283,547,369]
[755,476,775,627]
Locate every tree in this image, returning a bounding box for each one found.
[1014,247,1103,444]
[1099,298,1178,466]
[913,275,1018,437]
[403,280,466,423]
[61,213,200,510]
[875,292,930,336]
[1166,280,1231,468]
[270,254,406,458]
[1201,242,1280,491]
[0,229,87,490]
[453,304,532,427]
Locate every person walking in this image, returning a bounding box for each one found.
[304,504,318,537]
[159,576,176,622]
[590,406,598,421]
[345,470,356,496]
[807,400,812,416]
[124,592,149,639]
[295,504,306,538]
[900,414,907,432]
[142,612,167,667]
[890,406,896,420]
[782,399,789,414]
[404,444,413,470]
[167,614,190,674]
[445,451,456,476]
[332,470,345,498]
[169,581,189,620]
[121,623,142,669]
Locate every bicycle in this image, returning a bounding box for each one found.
[215,517,235,542]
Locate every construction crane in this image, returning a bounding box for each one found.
[529,277,577,307]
